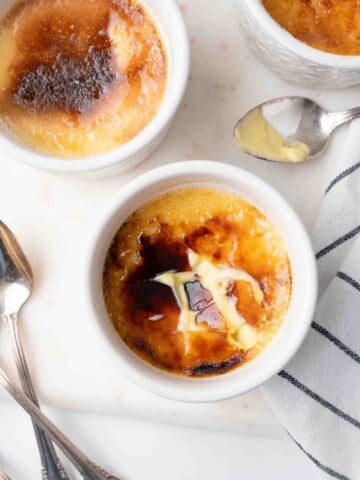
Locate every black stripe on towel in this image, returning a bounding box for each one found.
[316,225,360,259]
[337,271,360,293]
[325,162,360,194]
[311,322,360,364]
[278,371,360,430]
[286,431,351,480]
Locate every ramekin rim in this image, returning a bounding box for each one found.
[83,160,318,402]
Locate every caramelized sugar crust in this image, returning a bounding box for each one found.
[263,0,360,55]
[103,188,292,377]
[0,0,167,157]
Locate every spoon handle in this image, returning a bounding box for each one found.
[0,365,122,480]
[327,107,360,130]
[6,315,69,480]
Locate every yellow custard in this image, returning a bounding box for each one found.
[234,108,310,163]
[0,0,167,158]
[103,188,292,377]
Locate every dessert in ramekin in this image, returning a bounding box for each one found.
[84,161,317,402]
[236,0,360,88]
[0,0,189,178]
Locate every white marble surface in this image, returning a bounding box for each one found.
[0,400,318,480]
[0,0,357,477]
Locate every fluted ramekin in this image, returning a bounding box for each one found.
[235,0,360,89]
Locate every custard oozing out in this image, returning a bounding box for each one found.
[263,0,360,55]
[0,0,167,157]
[103,188,292,377]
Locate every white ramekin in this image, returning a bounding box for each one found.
[84,161,318,403]
[236,0,360,89]
[0,0,189,179]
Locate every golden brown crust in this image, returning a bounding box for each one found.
[0,0,167,156]
[263,0,360,55]
[103,188,292,377]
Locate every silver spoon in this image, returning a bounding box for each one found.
[0,221,122,479]
[0,367,122,479]
[234,96,360,163]
[0,220,69,480]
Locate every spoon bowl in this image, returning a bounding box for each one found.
[234,96,360,163]
[0,221,32,316]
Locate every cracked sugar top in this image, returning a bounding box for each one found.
[0,0,167,157]
[103,187,292,377]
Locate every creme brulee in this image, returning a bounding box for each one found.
[103,188,292,377]
[263,0,360,55]
[0,0,167,158]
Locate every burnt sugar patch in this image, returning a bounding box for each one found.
[0,0,167,157]
[13,49,118,113]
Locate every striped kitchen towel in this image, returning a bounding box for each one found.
[262,120,360,480]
